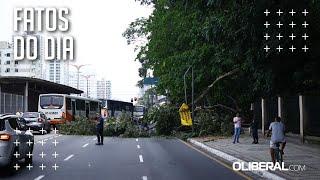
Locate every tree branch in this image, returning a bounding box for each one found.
[194,68,239,104]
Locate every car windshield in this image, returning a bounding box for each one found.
[22,112,39,118]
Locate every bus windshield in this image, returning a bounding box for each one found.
[40,95,64,109]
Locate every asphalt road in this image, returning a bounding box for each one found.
[0,133,249,180]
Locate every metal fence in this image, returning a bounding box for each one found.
[0,92,24,114]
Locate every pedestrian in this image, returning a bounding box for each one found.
[250,118,259,144]
[233,113,242,144]
[95,113,104,145]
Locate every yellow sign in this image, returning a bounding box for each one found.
[179,103,192,126]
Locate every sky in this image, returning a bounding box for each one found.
[0,0,153,102]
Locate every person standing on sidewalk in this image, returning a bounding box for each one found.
[250,118,259,144]
[233,113,242,144]
[95,113,104,145]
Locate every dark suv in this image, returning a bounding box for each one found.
[0,114,34,171]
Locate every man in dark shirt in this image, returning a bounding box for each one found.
[96,113,104,145]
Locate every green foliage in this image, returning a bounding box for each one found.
[59,117,96,136]
[144,105,180,135]
[193,110,233,137]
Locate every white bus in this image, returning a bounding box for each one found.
[38,94,101,125]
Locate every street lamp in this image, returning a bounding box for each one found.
[81,74,94,97]
[70,64,90,90]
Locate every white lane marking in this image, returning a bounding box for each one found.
[82,143,89,148]
[142,176,148,180]
[137,145,140,149]
[64,154,74,161]
[43,139,48,141]
[58,134,62,137]
[34,175,45,180]
[93,137,97,141]
[139,155,143,163]
[49,137,53,140]
[136,138,138,142]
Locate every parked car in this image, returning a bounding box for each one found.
[21,112,51,134]
[0,114,34,172]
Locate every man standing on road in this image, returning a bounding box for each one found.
[233,113,241,144]
[95,113,104,145]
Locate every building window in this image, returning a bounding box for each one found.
[6,61,10,65]
[5,53,10,57]
[5,68,10,73]
[15,69,18,72]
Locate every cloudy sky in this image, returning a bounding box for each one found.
[0,0,152,102]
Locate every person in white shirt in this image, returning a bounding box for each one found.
[233,113,242,143]
[267,116,286,164]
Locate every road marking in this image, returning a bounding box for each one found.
[93,137,97,141]
[43,139,48,141]
[136,138,138,142]
[49,137,53,140]
[64,154,74,161]
[137,145,141,149]
[142,176,147,180]
[34,175,45,180]
[139,155,143,163]
[82,143,89,148]
[177,139,251,180]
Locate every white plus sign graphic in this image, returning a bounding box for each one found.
[289,45,296,52]
[40,128,46,135]
[289,9,296,16]
[26,139,33,147]
[264,45,270,52]
[276,33,283,40]
[276,21,283,28]
[302,33,309,40]
[52,139,59,146]
[276,45,283,52]
[52,151,59,158]
[39,152,46,158]
[264,9,270,16]
[13,139,20,146]
[39,164,46,171]
[289,21,296,28]
[26,164,33,171]
[52,164,59,171]
[302,45,309,52]
[27,127,33,133]
[264,21,270,28]
[277,9,283,16]
[27,151,33,158]
[289,33,296,40]
[13,163,20,171]
[38,140,46,146]
[302,9,309,16]
[14,151,20,158]
[53,128,59,134]
[302,21,309,28]
[264,33,270,40]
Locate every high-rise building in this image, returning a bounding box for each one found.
[68,71,97,98]
[97,79,111,99]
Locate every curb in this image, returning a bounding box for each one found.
[188,138,285,180]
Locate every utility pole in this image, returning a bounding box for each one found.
[81,75,94,97]
[183,65,194,132]
[70,64,90,90]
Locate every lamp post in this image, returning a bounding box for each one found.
[70,64,90,90]
[81,74,94,97]
[183,66,194,132]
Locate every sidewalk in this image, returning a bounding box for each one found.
[189,133,320,179]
